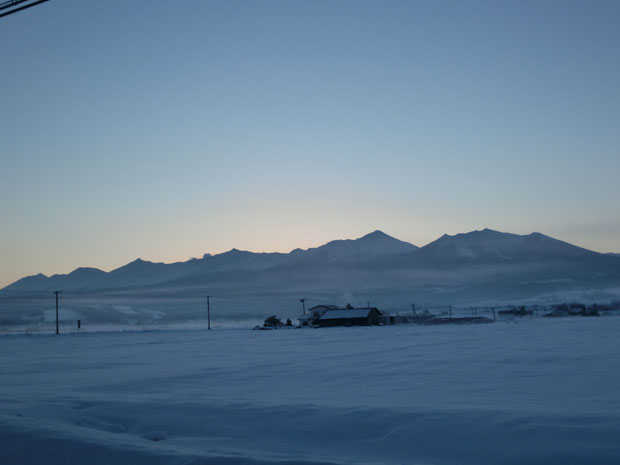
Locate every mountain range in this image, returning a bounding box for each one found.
[3,229,620,307]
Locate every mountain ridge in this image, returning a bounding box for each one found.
[3,229,619,298]
[2,230,416,292]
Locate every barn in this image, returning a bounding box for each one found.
[314,307,382,327]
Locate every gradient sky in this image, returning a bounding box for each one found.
[1,0,619,288]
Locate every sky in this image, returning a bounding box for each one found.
[1,0,619,288]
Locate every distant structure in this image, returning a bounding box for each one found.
[298,305,391,328]
[297,305,339,327]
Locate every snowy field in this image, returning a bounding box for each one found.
[1,318,620,465]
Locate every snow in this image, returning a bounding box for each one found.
[420,228,597,262]
[1,318,619,464]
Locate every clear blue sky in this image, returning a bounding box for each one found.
[1,0,619,287]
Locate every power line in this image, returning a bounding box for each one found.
[0,0,51,19]
[0,0,31,11]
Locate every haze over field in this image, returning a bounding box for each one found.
[2,228,619,331]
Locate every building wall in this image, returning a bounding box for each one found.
[316,317,370,327]
[316,310,381,327]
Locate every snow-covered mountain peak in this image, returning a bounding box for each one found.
[2,228,610,293]
[359,230,391,240]
[423,229,526,260]
[224,248,244,255]
[417,228,601,262]
[308,230,418,262]
[67,267,105,277]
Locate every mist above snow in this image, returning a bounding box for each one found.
[1,228,620,330]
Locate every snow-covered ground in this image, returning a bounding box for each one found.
[1,318,619,464]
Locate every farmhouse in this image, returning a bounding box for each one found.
[298,305,340,327]
[298,305,384,327]
[315,307,382,327]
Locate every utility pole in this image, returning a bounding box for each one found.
[411,303,418,323]
[449,305,452,319]
[54,291,61,334]
[206,295,211,330]
[367,301,372,309]
[300,298,306,315]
